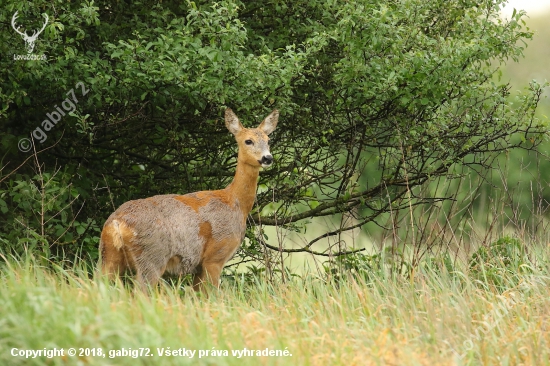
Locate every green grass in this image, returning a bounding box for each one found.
[0,252,549,366]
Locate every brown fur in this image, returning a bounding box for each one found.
[98,108,278,292]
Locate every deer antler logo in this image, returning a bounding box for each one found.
[11,11,49,54]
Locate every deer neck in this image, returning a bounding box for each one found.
[226,158,260,217]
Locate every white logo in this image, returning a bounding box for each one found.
[11,11,49,54]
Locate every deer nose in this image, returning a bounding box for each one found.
[261,155,273,166]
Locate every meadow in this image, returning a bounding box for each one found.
[1,247,548,366]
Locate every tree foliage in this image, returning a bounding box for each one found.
[0,0,545,263]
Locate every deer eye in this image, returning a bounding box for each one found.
[245,140,253,145]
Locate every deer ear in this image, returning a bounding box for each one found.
[225,108,244,135]
[258,109,279,135]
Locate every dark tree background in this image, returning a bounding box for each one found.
[0,0,545,267]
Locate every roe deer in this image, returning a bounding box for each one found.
[99,108,278,291]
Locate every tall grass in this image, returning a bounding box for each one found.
[0,251,549,366]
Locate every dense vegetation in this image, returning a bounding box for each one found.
[2,1,550,364]
[0,250,548,365]
[1,0,546,269]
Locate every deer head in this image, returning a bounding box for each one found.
[11,11,49,54]
[225,108,278,168]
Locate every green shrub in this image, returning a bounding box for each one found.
[0,170,101,263]
[469,236,533,291]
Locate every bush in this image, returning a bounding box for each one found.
[469,236,533,291]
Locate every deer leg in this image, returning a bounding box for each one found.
[100,241,128,281]
[193,262,222,293]
[192,264,204,291]
[135,265,163,293]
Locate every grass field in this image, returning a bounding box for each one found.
[0,248,549,366]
